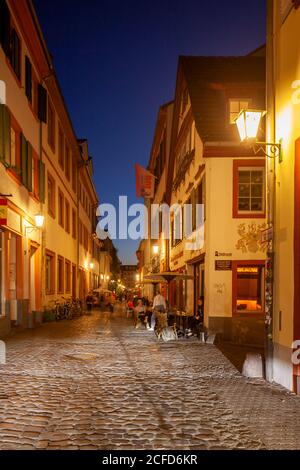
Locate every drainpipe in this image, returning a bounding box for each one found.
[265,0,277,382]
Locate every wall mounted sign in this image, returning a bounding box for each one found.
[0,199,7,225]
[215,260,232,271]
[215,251,232,257]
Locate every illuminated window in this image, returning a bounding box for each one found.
[235,264,264,313]
[229,99,251,124]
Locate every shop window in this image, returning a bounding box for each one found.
[233,160,265,218]
[48,100,56,151]
[65,260,71,293]
[47,173,55,218]
[233,263,264,314]
[229,99,251,124]
[45,250,55,295]
[57,256,64,294]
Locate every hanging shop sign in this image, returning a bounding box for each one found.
[0,199,7,225]
[215,260,232,271]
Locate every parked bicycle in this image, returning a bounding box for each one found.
[48,298,83,321]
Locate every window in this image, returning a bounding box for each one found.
[31,151,39,198]
[72,156,77,193]
[238,169,264,212]
[10,29,21,81]
[233,262,264,314]
[65,199,70,233]
[45,250,55,294]
[25,56,32,102]
[57,256,64,294]
[72,208,76,239]
[233,160,265,218]
[58,189,64,227]
[229,99,251,124]
[10,115,21,177]
[58,127,64,169]
[65,142,70,181]
[47,173,55,218]
[65,260,71,293]
[48,101,56,151]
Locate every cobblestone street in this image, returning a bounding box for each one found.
[0,311,300,450]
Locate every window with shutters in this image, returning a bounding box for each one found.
[9,28,21,82]
[0,104,11,168]
[25,56,32,102]
[20,134,33,192]
[48,101,56,151]
[58,188,64,228]
[9,113,21,178]
[65,199,70,234]
[57,256,64,294]
[0,0,11,58]
[47,173,55,218]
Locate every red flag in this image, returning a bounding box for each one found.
[135,164,155,198]
[0,199,8,226]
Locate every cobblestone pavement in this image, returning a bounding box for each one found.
[0,311,300,450]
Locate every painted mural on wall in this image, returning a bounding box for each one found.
[236,223,268,254]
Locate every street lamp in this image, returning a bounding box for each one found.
[25,214,45,234]
[234,109,282,161]
[136,274,140,282]
[89,262,94,270]
[152,244,159,255]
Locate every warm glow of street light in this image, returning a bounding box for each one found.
[153,244,159,255]
[136,274,140,282]
[89,262,94,270]
[235,109,265,142]
[34,214,44,228]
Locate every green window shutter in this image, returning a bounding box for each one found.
[21,133,28,188]
[0,104,11,167]
[27,141,32,192]
[38,160,45,203]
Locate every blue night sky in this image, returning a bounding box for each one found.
[34,0,266,265]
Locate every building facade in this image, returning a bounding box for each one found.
[266,0,300,393]
[0,0,101,335]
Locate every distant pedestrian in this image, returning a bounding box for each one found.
[86,292,94,312]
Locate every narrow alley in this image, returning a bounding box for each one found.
[0,311,300,450]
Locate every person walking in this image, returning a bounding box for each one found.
[150,290,166,330]
[86,292,94,312]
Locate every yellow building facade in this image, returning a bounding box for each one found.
[0,0,101,335]
[267,0,300,392]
